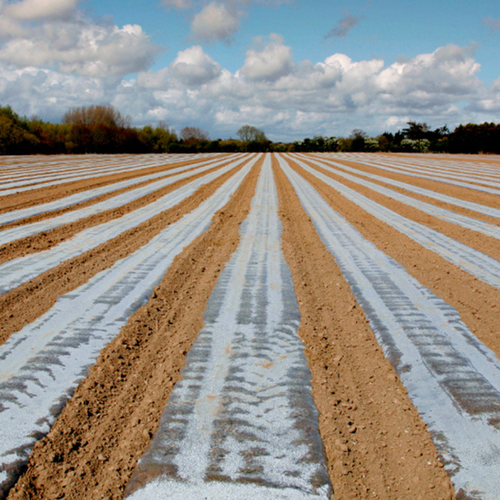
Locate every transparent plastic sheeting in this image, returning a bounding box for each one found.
[0,156,259,498]
[331,154,500,197]
[292,154,500,240]
[125,156,332,499]
[339,154,500,188]
[0,155,198,183]
[278,156,500,500]
[304,154,500,220]
[289,156,500,291]
[0,155,245,247]
[0,157,250,295]
[0,154,213,195]
[0,154,190,180]
[353,154,500,180]
[0,154,240,227]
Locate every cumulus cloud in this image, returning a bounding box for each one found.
[190,2,241,44]
[325,13,363,38]
[240,34,293,81]
[170,45,221,85]
[4,0,79,21]
[0,40,496,140]
[375,44,482,108]
[482,16,500,32]
[0,2,162,78]
[0,21,160,77]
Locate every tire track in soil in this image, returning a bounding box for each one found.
[6,157,262,500]
[283,158,500,371]
[272,157,455,500]
[0,156,214,214]
[0,162,246,347]
[0,161,234,266]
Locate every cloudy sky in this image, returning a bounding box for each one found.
[0,0,499,140]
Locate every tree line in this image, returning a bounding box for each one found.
[1,104,499,155]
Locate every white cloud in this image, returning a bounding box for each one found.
[375,44,482,107]
[160,0,192,9]
[190,2,240,44]
[170,45,221,85]
[4,0,79,21]
[240,34,293,81]
[1,41,497,140]
[0,16,161,77]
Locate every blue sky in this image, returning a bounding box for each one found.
[0,0,499,140]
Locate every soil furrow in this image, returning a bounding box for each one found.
[327,156,500,209]
[347,156,500,190]
[0,162,246,347]
[0,155,215,213]
[298,156,500,262]
[283,157,500,359]
[272,156,455,499]
[0,162,233,265]
[303,154,500,225]
[0,156,235,230]
[5,157,262,500]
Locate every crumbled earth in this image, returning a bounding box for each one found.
[3,152,499,499]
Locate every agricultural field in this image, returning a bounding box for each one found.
[0,152,499,500]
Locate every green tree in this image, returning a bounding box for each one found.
[237,124,267,143]
[349,129,367,152]
[402,121,429,140]
[0,106,40,154]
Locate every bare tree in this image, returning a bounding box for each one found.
[62,105,131,128]
[180,126,209,142]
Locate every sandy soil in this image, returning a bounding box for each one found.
[298,156,500,264]
[0,160,233,265]
[332,156,500,210]
[273,157,455,499]
[6,157,262,500]
[286,156,500,366]
[2,152,499,499]
[0,163,243,346]
[0,155,215,214]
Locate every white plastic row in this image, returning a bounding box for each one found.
[0,154,240,228]
[0,155,260,497]
[294,154,500,239]
[278,155,500,500]
[290,155,500,291]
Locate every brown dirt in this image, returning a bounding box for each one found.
[3,153,499,499]
[7,157,262,500]
[0,155,219,214]
[0,157,235,231]
[304,154,500,227]
[0,160,234,265]
[0,160,248,347]
[329,156,500,210]
[273,156,455,499]
[284,156,500,360]
[297,155,500,263]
